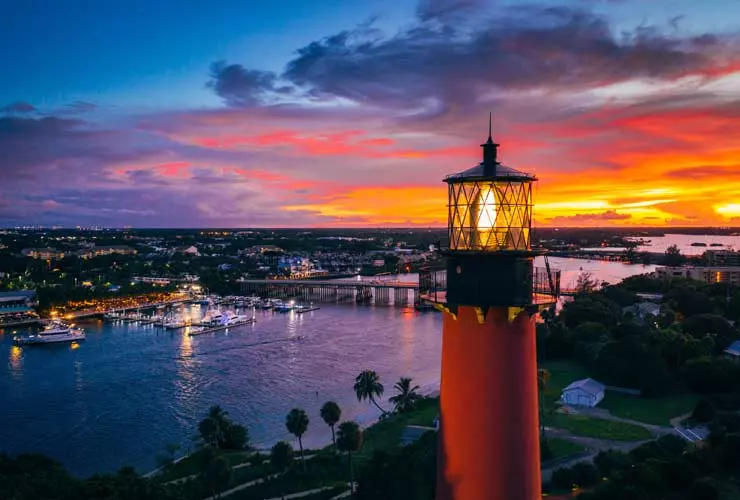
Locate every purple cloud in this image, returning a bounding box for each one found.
[1,101,36,114]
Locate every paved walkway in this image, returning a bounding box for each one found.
[540,427,654,482]
[262,484,351,500]
[202,474,278,500]
[563,406,673,436]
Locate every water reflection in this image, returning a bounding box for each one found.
[9,345,23,379]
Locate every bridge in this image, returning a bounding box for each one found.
[239,278,420,306]
[239,270,578,307]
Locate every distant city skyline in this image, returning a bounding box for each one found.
[2,0,740,227]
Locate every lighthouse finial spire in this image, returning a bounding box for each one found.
[487,111,492,143]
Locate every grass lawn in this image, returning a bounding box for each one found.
[356,397,439,462]
[548,413,652,441]
[155,449,255,483]
[540,360,589,409]
[599,392,697,426]
[547,437,586,460]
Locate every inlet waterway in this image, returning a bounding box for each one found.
[0,257,655,476]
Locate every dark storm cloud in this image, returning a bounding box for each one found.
[280,6,729,109]
[1,101,37,113]
[208,61,294,107]
[208,5,737,112]
[0,115,153,179]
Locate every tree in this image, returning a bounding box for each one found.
[354,370,386,414]
[270,441,294,500]
[575,272,599,294]
[664,244,684,266]
[337,421,363,495]
[198,405,249,450]
[198,406,227,448]
[356,431,436,500]
[198,449,232,499]
[692,398,716,423]
[320,401,342,453]
[285,408,309,469]
[537,369,550,439]
[388,377,422,414]
[690,477,719,500]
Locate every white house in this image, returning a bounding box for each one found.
[561,378,605,407]
[724,340,740,363]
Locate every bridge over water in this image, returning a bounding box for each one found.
[239,278,421,306]
[239,270,576,307]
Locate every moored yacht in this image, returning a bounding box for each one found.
[15,321,85,345]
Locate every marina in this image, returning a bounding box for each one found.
[0,302,443,476]
[0,259,659,476]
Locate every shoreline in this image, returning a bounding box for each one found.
[146,381,442,477]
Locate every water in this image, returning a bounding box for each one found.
[0,257,651,477]
[1,305,442,476]
[536,256,655,289]
[626,233,740,256]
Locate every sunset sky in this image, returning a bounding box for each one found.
[2,0,740,227]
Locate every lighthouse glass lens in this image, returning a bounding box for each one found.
[448,179,532,251]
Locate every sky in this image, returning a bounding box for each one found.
[2,0,740,228]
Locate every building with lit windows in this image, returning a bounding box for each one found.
[21,248,66,259]
[656,266,740,285]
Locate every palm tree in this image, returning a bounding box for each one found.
[198,405,229,448]
[388,377,422,413]
[285,408,309,469]
[320,401,342,453]
[537,368,550,439]
[337,421,363,495]
[270,441,294,500]
[354,370,386,414]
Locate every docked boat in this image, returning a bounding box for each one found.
[202,310,224,326]
[103,311,122,321]
[163,316,189,330]
[15,321,85,345]
[225,314,255,326]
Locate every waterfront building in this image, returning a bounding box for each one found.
[425,119,559,500]
[656,266,740,285]
[0,290,38,324]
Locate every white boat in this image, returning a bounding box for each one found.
[225,314,254,326]
[104,311,122,321]
[202,310,224,326]
[164,319,187,330]
[188,326,207,336]
[15,321,85,345]
[274,301,295,312]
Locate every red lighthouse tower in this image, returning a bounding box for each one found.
[429,119,558,500]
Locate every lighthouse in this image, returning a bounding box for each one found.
[431,118,558,500]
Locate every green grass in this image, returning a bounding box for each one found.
[540,360,589,409]
[600,392,697,426]
[541,359,697,427]
[548,413,652,441]
[547,437,586,460]
[230,462,275,485]
[155,449,256,483]
[355,397,439,461]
